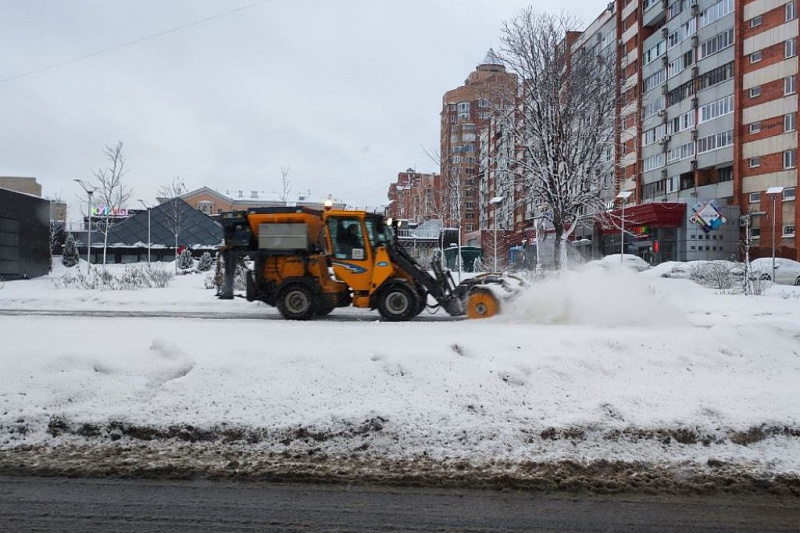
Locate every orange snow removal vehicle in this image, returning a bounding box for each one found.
[218,206,522,321]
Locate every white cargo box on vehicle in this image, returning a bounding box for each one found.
[258,223,308,250]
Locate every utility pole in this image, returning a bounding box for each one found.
[74,179,95,273]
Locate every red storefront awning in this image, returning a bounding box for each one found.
[598,202,686,234]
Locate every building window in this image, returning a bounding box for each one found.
[699,95,734,123]
[783,187,796,200]
[787,1,797,21]
[784,149,796,169]
[749,157,761,168]
[698,62,734,91]
[785,75,797,95]
[784,224,796,237]
[750,51,762,63]
[787,38,797,58]
[750,86,761,98]
[749,122,762,134]
[718,167,733,182]
[749,192,760,203]
[750,15,762,28]
[699,0,735,29]
[699,28,734,59]
[785,113,797,133]
[751,227,761,239]
[667,141,697,163]
[697,130,733,153]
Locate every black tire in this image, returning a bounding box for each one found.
[277,283,319,320]
[377,283,418,322]
[316,295,336,316]
[795,277,800,286]
[413,289,427,317]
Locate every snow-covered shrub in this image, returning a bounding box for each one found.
[197,252,214,272]
[234,264,248,291]
[749,276,771,296]
[689,262,740,293]
[61,234,80,267]
[54,264,173,290]
[203,273,217,290]
[177,249,194,273]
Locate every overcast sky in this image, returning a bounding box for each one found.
[1,0,600,218]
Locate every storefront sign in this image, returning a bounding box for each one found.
[690,200,726,233]
[91,206,129,217]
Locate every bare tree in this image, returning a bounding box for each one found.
[279,166,292,203]
[159,177,188,273]
[90,141,132,266]
[422,145,470,277]
[499,9,620,270]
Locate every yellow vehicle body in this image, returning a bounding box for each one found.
[220,206,512,320]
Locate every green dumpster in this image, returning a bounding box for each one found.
[443,246,484,272]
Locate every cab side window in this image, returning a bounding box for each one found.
[329,219,366,260]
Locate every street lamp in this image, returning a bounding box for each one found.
[489,196,504,272]
[74,179,95,272]
[616,191,633,265]
[138,199,151,264]
[766,186,785,281]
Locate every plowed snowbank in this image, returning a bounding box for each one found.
[502,268,687,327]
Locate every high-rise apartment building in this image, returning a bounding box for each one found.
[631,0,797,261]
[440,50,517,235]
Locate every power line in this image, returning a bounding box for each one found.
[0,0,273,84]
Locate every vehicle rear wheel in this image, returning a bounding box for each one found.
[277,283,319,320]
[795,277,800,286]
[466,289,500,319]
[377,284,418,322]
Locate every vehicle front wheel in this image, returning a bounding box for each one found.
[277,283,319,320]
[377,284,418,322]
[795,277,800,286]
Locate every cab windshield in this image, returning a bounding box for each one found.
[365,217,392,248]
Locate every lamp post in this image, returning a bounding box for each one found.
[533,204,549,277]
[766,186,785,281]
[616,191,633,265]
[489,196,504,272]
[138,199,151,264]
[74,179,95,273]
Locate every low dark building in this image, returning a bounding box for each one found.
[0,187,51,279]
[72,198,223,263]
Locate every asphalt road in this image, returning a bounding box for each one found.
[1,476,798,532]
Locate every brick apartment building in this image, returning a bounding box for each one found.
[439,50,518,235]
[386,169,442,223]
[608,0,797,262]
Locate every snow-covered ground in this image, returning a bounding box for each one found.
[1,260,799,491]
